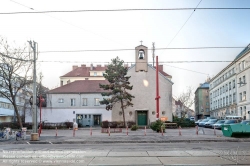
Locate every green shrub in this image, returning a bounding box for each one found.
[150,120,165,132]
[131,125,139,131]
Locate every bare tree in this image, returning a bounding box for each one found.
[176,86,194,118]
[0,37,33,128]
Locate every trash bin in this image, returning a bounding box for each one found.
[73,122,78,130]
[221,124,243,137]
[242,123,250,137]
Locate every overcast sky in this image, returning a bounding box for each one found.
[1,0,250,100]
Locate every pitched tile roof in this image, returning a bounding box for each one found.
[61,66,107,77]
[49,80,109,93]
[153,65,172,78]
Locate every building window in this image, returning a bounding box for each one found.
[229,82,231,90]
[94,72,97,76]
[58,98,64,103]
[243,91,246,101]
[229,95,232,104]
[71,98,75,106]
[94,98,100,106]
[223,97,225,107]
[240,107,243,116]
[243,76,246,84]
[233,93,236,103]
[225,84,228,92]
[67,80,70,84]
[239,93,242,101]
[242,60,245,70]
[233,80,235,88]
[226,96,228,106]
[82,98,87,106]
[60,81,63,86]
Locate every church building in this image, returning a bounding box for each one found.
[112,44,174,125]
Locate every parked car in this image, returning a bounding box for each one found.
[190,117,195,121]
[241,120,250,125]
[195,120,202,126]
[204,119,218,128]
[223,119,239,126]
[198,119,210,127]
[211,120,225,130]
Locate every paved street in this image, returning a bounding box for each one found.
[0,128,250,165]
[0,143,250,165]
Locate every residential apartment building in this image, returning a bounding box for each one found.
[25,80,111,126]
[0,63,32,123]
[209,44,250,120]
[60,64,106,86]
[195,82,210,119]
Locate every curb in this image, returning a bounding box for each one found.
[6,139,250,144]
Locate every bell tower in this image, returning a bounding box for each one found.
[135,43,148,72]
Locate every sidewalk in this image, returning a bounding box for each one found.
[1,127,250,144]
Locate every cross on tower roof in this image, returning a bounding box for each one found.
[140,40,143,45]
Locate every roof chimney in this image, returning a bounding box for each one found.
[81,64,86,67]
[97,64,101,67]
[90,64,93,70]
[72,65,78,70]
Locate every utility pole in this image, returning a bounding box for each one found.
[28,41,38,138]
[152,42,155,67]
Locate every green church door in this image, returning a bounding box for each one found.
[137,111,147,126]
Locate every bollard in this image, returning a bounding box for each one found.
[73,128,75,137]
[214,125,216,135]
[108,127,110,136]
[144,126,146,136]
[56,127,57,137]
[179,126,182,136]
[196,125,198,135]
[126,126,128,136]
[90,127,92,136]
[161,128,163,136]
[38,127,40,137]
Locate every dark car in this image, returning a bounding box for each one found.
[198,119,209,127]
[204,119,218,128]
[211,120,225,129]
[223,119,239,125]
[241,120,250,125]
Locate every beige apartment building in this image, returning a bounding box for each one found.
[209,44,250,120]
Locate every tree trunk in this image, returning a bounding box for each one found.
[121,99,126,128]
[14,105,23,128]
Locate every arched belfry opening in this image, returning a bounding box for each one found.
[138,50,145,59]
[135,45,148,72]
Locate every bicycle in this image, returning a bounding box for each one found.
[16,130,24,141]
[0,128,9,140]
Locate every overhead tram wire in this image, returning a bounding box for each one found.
[36,60,247,63]
[163,0,202,50]
[8,0,130,48]
[162,64,209,76]
[34,46,245,53]
[1,8,250,14]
